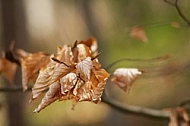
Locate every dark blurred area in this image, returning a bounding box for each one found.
[1,0,190,126]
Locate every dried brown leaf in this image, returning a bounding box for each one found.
[92,82,105,103]
[76,81,92,102]
[77,43,93,61]
[16,49,50,91]
[76,57,92,80]
[74,62,110,103]
[168,107,190,126]
[56,45,73,63]
[33,81,61,113]
[111,68,142,92]
[78,37,98,54]
[31,45,75,100]
[30,61,55,101]
[0,57,17,84]
[91,67,110,102]
[48,61,75,84]
[60,72,77,95]
[130,26,148,43]
[177,107,190,124]
[168,109,178,126]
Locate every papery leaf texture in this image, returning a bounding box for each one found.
[0,57,17,84]
[16,49,50,91]
[30,38,109,112]
[111,68,142,92]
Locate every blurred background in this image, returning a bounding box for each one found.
[1,0,190,126]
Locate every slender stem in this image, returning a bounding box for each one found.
[174,0,190,26]
[101,91,171,120]
[105,55,170,70]
[51,57,71,67]
[0,86,31,92]
[164,0,190,26]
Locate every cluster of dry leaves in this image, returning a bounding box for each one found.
[0,37,143,113]
[1,37,190,126]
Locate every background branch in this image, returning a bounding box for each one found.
[0,86,31,92]
[0,85,171,121]
[164,0,190,26]
[101,91,171,121]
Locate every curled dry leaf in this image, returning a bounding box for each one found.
[60,72,77,95]
[130,26,148,43]
[31,38,109,112]
[0,57,18,84]
[16,49,50,91]
[76,57,92,80]
[31,46,75,100]
[76,44,91,61]
[31,60,74,101]
[168,109,178,126]
[30,61,55,101]
[78,37,98,54]
[111,68,142,92]
[0,43,20,84]
[33,81,61,113]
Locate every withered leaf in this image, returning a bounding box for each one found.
[168,109,178,126]
[76,44,91,61]
[168,107,190,126]
[76,57,92,80]
[78,37,98,54]
[130,26,148,43]
[111,68,142,92]
[76,81,92,102]
[31,60,74,101]
[31,46,75,100]
[0,57,18,84]
[177,107,190,124]
[30,61,55,101]
[33,81,61,113]
[60,72,77,95]
[16,49,50,91]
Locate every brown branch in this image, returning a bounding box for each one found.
[0,85,171,120]
[179,98,190,107]
[101,91,171,121]
[164,0,190,26]
[0,86,31,92]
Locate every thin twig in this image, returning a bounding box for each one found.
[101,91,171,120]
[164,0,190,26]
[105,55,170,70]
[179,98,190,107]
[164,0,175,6]
[51,57,71,67]
[0,85,171,120]
[174,0,190,26]
[0,86,31,92]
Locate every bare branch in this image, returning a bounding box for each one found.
[0,86,31,92]
[101,91,171,120]
[0,85,171,120]
[105,55,171,70]
[164,0,175,6]
[164,0,190,26]
[179,98,190,107]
